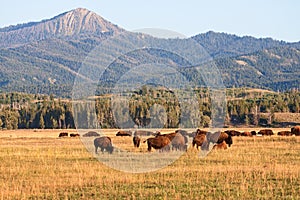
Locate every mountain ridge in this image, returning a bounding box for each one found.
[0,8,300,97]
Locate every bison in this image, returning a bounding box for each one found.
[58,132,68,137]
[291,126,300,136]
[143,136,171,152]
[170,133,187,151]
[133,136,141,148]
[258,129,274,136]
[213,141,228,150]
[94,137,113,154]
[70,133,80,137]
[116,130,132,136]
[192,134,209,150]
[277,131,292,136]
[241,131,252,137]
[155,131,188,151]
[193,129,208,136]
[251,131,257,136]
[82,131,100,137]
[225,130,241,136]
[207,131,232,147]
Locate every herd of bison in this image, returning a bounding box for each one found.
[58,126,300,154]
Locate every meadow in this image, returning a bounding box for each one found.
[0,128,299,199]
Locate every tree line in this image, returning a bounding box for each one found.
[0,88,299,130]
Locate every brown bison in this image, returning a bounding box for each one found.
[143,136,171,152]
[82,131,100,137]
[58,132,68,137]
[225,130,241,136]
[213,141,228,150]
[116,130,132,136]
[192,134,209,150]
[241,131,252,137]
[193,129,208,136]
[258,129,274,136]
[133,136,141,148]
[291,126,300,136]
[207,131,233,147]
[277,131,292,136]
[155,132,188,151]
[70,133,80,137]
[94,137,113,154]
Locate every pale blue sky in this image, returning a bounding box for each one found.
[1,0,299,42]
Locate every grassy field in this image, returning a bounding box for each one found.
[0,129,300,199]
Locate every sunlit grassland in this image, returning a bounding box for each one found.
[0,130,299,199]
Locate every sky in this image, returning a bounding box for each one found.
[0,0,299,42]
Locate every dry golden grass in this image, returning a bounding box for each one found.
[0,129,299,199]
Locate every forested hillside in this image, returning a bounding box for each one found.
[0,88,299,130]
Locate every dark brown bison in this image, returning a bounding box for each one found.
[192,134,209,150]
[82,131,100,137]
[291,126,300,136]
[116,130,132,136]
[241,131,252,137]
[143,136,171,152]
[277,131,292,136]
[225,130,241,136]
[58,132,68,137]
[70,133,80,137]
[213,141,228,150]
[251,131,257,136]
[258,129,274,136]
[133,136,141,148]
[94,137,113,154]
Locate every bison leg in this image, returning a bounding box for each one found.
[147,143,152,152]
[95,146,98,154]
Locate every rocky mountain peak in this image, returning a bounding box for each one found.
[0,8,123,48]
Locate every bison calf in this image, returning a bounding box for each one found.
[133,136,141,148]
[213,141,228,150]
[94,137,113,154]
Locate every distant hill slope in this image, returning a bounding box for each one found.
[192,31,289,58]
[0,8,299,97]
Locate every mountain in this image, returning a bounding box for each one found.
[0,8,123,48]
[0,8,300,97]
